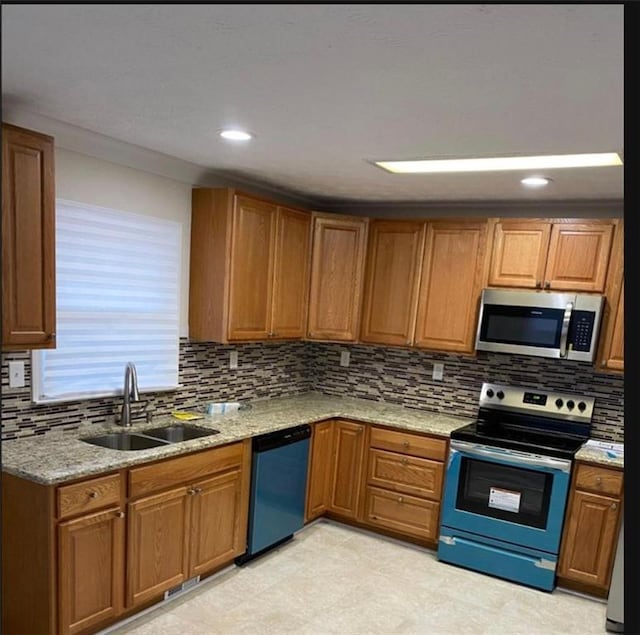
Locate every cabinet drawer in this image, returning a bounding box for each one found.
[364,486,440,541]
[129,442,244,498]
[369,427,446,461]
[57,473,122,520]
[575,463,623,497]
[367,449,443,500]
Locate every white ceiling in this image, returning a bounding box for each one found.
[1,4,624,205]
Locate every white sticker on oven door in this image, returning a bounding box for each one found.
[488,487,521,513]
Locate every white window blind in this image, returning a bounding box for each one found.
[32,199,181,403]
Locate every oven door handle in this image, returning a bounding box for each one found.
[559,302,573,358]
[450,441,572,472]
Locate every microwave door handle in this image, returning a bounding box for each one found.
[559,302,573,358]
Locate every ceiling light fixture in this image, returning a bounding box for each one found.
[521,176,552,188]
[374,152,622,174]
[219,129,253,141]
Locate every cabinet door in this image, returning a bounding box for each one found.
[270,207,311,339]
[189,468,244,578]
[329,421,366,519]
[603,283,624,370]
[414,221,487,353]
[544,222,614,292]
[227,195,277,340]
[360,221,425,346]
[305,421,335,522]
[2,124,56,349]
[58,507,124,635]
[307,214,368,341]
[127,487,191,607]
[488,221,550,288]
[559,490,621,589]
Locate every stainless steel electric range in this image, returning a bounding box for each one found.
[438,382,594,591]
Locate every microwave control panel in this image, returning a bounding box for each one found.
[568,311,596,352]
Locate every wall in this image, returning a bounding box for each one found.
[1,340,311,440]
[309,343,624,442]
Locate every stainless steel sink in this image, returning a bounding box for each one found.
[142,424,220,443]
[81,432,169,451]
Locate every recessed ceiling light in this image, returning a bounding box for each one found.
[521,176,552,187]
[374,152,623,174]
[219,129,253,141]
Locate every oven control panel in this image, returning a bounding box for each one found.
[479,383,594,422]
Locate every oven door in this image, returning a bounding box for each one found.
[441,440,571,554]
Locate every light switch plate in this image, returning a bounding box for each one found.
[229,350,238,370]
[432,363,444,381]
[340,350,350,367]
[9,361,25,388]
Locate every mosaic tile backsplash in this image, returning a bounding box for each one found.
[308,343,624,442]
[2,340,623,442]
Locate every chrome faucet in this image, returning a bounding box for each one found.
[119,362,140,427]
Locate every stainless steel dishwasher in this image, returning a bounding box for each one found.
[236,424,311,565]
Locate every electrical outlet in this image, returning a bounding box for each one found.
[340,350,350,367]
[229,350,238,370]
[432,363,444,381]
[9,361,25,388]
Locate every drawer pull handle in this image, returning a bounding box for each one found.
[88,491,98,499]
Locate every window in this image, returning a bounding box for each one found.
[32,199,181,403]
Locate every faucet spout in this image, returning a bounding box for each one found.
[120,362,140,427]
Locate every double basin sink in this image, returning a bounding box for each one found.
[81,424,220,451]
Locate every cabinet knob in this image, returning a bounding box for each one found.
[596,476,602,485]
[401,458,409,465]
[88,491,98,499]
[611,503,618,511]
[544,281,551,289]
[48,332,57,340]
[397,496,404,504]
[187,488,197,496]
[536,281,542,289]
[115,511,125,518]
[403,441,409,448]
[356,427,363,434]
[194,487,202,494]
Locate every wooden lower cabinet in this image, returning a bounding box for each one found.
[2,441,251,635]
[189,468,245,577]
[58,507,125,635]
[364,486,440,540]
[558,462,623,594]
[328,420,367,519]
[127,487,191,607]
[305,420,335,521]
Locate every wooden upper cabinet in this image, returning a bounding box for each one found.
[2,123,56,350]
[489,219,616,292]
[270,207,311,339]
[307,213,369,341]
[189,189,311,342]
[360,220,425,346]
[227,196,277,340]
[603,282,624,371]
[414,220,487,353]
[545,222,614,292]
[488,221,550,288]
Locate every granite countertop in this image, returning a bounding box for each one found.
[1,392,472,485]
[574,446,624,469]
[2,391,623,485]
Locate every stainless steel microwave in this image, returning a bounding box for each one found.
[475,289,604,362]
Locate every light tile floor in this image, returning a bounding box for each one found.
[106,519,608,635]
